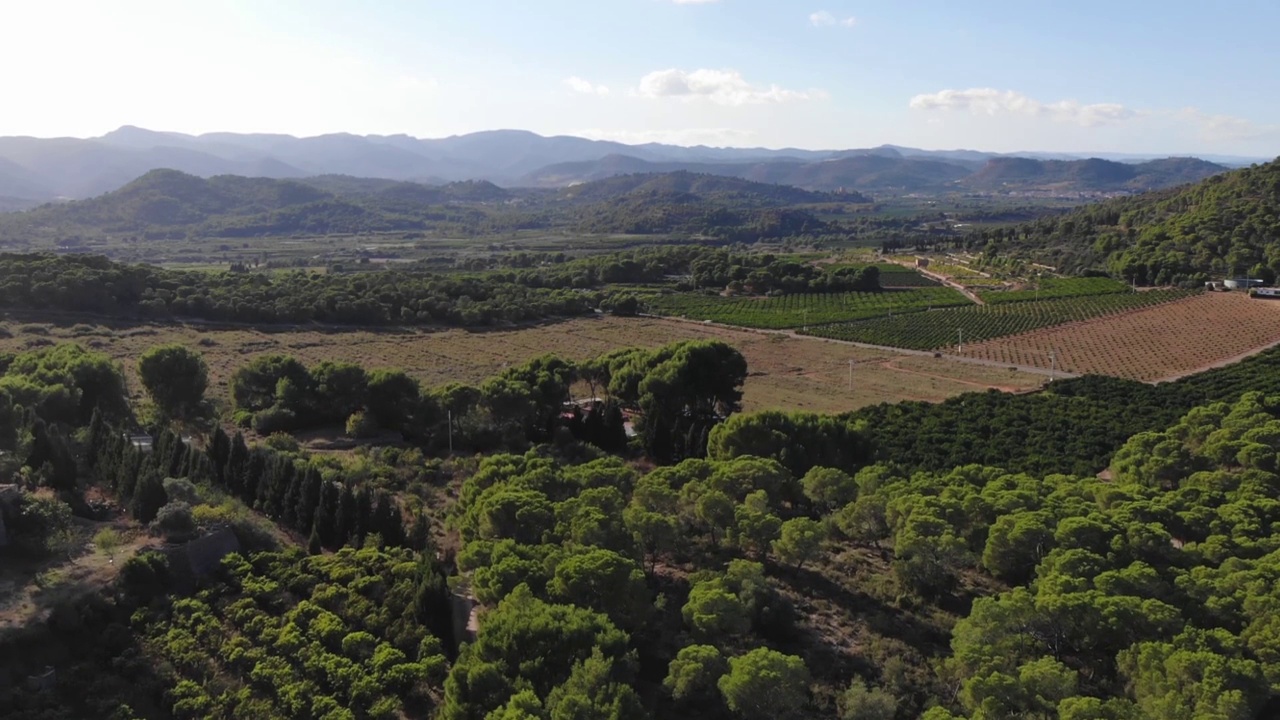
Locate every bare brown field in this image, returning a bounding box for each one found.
[957,292,1280,381]
[0,316,1046,414]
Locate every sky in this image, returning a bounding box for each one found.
[1,0,1278,156]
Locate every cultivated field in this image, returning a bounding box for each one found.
[957,292,1280,381]
[644,286,970,329]
[0,315,1045,414]
[804,289,1195,350]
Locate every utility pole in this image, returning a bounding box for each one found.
[957,328,963,353]
[447,410,453,454]
[848,359,853,391]
[803,309,809,332]
[1049,349,1056,382]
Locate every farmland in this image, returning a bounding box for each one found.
[978,276,1130,304]
[801,289,1196,350]
[820,262,941,287]
[643,286,970,329]
[958,291,1280,381]
[0,315,1045,415]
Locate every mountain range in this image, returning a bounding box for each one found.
[0,168,852,242]
[0,127,1251,210]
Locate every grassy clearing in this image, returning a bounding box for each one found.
[0,315,1046,415]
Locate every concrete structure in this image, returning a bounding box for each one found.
[1224,278,1264,290]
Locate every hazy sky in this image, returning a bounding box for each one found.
[2,0,1278,155]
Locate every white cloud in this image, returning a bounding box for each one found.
[636,68,822,106]
[909,88,1136,127]
[810,11,856,27]
[564,76,609,96]
[1176,107,1279,142]
[574,127,757,146]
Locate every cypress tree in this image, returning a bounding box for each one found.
[207,426,230,484]
[117,448,143,501]
[374,492,406,548]
[243,450,266,506]
[336,485,357,547]
[308,522,323,555]
[408,512,432,553]
[281,467,304,530]
[86,408,107,463]
[316,482,340,549]
[355,486,374,546]
[131,471,168,524]
[224,432,250,495]
[298,468,323,534]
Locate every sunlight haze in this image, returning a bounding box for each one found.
[1,0,1277,155]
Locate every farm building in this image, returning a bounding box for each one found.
[1251,287,1280,299]
[1224,278,1264,290]
[915,257,930,269]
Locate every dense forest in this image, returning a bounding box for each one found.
[0,250,888,327]
[9,160,1280,716]
[971,157,1280,284]
[8,332,1280,717]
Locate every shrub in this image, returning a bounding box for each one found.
[162,477,201,505]
[346,411,379,439]
[264,432,300,453]
[153,501,198,542]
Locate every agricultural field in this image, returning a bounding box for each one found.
[978,276,1130,304]
[817,261,939,287]
[959,291,1280,381]
[643,286,969,329]
[802,289,1197,350]
[0,315,1045,415]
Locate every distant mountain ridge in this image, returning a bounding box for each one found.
[526,154,1228,194]
[0,126,1249,209]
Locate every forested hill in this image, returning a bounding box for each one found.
[961,156,1226,192]
[972,156,1280,284]
[0,169,841,242]
[525,153,1226,194]
[557,170,852,205]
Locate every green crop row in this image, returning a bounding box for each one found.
[802,289,1198,350]
[644,286,971,329]
[978,276,1131,304]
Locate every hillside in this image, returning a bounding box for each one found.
[558,170,848,205]
[972,156,1280,283]
[0,169,836,242]
[525,152,1225,194]
[960,156,1226,192]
